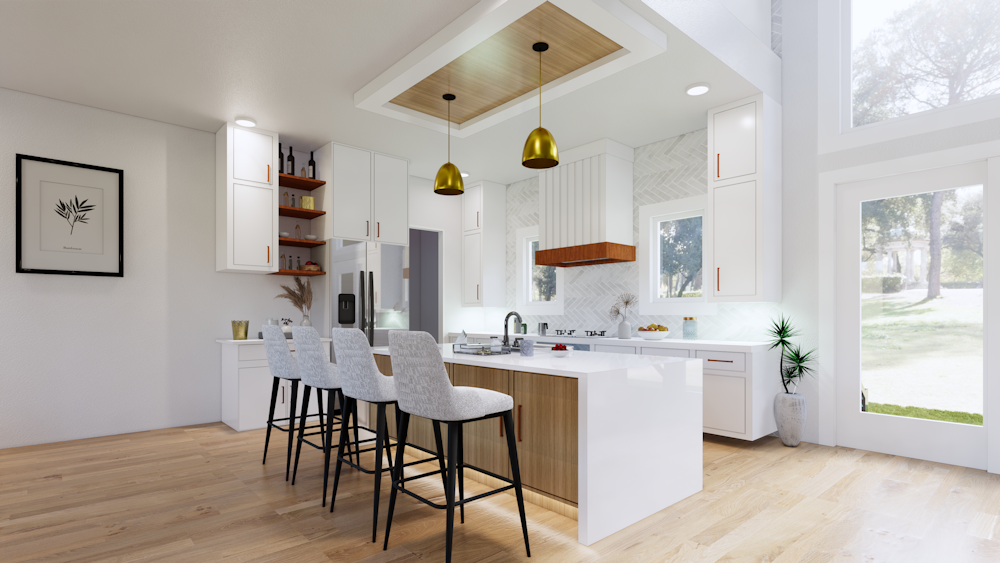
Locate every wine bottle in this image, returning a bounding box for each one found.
[278,143,284,175]
[308,152,315,179]
[287,146,295,175]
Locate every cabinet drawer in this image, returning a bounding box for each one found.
[640,347,690,358]
[696,350,746,372]
[238,344,268,361]
[704,373,746,434]
[595,344,636,355]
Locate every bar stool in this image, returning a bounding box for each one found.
[289,326,355,500]
[262,325,327,481]
[382,331,530,563]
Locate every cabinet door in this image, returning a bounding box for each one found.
[452,365,511,479]
[594,344,636,354]
[463,232,482,305]
[463,184,482,232]
[332,144,372,241]
[713,101,756,182]
[232,183,273,268]
[514,371,578,503]
[713,181,756,296]
[238,366,275,431]
[373,154,409,245]
[704,373,746,434]
[233,128,273,185]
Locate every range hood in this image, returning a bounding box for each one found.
[535,139,636,268]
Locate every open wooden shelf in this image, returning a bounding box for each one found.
[278,205,326,220]
[271,269,326,277]
[278,237,326,248]
[278,173,325,191]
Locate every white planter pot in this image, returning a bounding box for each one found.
[618,320,631,339]
[773,392,807,447]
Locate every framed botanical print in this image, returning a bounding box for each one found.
[16,154,124,277]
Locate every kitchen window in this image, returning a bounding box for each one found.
[516,226,563,315]
[639,197,717,316]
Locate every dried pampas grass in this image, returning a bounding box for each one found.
[275,276,313,314]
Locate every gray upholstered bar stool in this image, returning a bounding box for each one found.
[262,325,326,481]
[290,326,355,499]
[382,331,530,563]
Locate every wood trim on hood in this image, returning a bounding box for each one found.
[535,242,636,268]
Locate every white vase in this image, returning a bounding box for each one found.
[301,314,312,327]
[774,392,807,447]
[618,320,631,339]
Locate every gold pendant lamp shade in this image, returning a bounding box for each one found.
[434,93,465,195]
[522,42,558,169]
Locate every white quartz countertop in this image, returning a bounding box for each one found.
[371,344,695,378]
[452,332,769,352]
[216,337,332,345]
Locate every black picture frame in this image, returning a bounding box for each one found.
[16,154,124,277]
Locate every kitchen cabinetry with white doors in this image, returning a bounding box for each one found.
[461,181,505,307]
[313,142,409,245]
[705,93,782,302]
[216,121,279,273]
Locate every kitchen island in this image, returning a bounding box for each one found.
[370,345,703,546]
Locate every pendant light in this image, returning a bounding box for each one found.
[522,42,558,169]
[434,93,464,195]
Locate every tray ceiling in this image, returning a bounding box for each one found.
[390,2,621,125]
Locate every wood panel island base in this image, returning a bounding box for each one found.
[370,345,703,546]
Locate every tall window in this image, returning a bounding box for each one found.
[657,215,703,299]
[528,239,556,302]
[852,0,1000,127]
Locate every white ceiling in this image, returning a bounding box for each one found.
[0,0,760,185]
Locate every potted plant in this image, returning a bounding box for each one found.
[766,316,817,447]
[609,293,638,339]
[275,277,313,326]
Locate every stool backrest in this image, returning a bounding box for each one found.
[388,330,454,419]
[330,328,396,402]
[262,325,298,380]
[292,326,339,389]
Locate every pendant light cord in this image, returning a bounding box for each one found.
[447,100,450,163]
[539,50,542,128]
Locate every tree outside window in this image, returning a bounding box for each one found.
[852,0,1000,127]
[529,239,556,302]
[658,216,702,299]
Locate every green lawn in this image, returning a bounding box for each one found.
[866,402,983,425]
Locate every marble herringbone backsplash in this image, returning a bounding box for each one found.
[505,129,781,342]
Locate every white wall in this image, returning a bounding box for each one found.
[0,88,315,449]
[719,0,772,47]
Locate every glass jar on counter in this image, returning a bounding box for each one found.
[683,317,698,339]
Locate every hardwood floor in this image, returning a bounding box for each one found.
[2,423,1000,562]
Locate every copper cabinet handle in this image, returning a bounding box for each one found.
[707,359,734,363]
[281,386,285,404]
[517,405,522,442]
[717,268,720,292]
[716,154,719,178]
[500,418,504,437]
[267,246,270,264]
[377,222,380,238]
[366,221,369,237]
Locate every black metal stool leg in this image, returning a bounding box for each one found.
[291,385,312,485]
[285,380,299,481]
[330,397,354,512]
[316,387,325,450]
[383,404,395,476]
[382,411,410,551]
[445,422,459,563]
[457,423,465,524]
[322,389,336,507]
[352,400,362,466]
[263,377,280,464]
[372,403,388,543]
[503,410,530,557]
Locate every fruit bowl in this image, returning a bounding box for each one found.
[639,331,668,340]
[551,349,571,358]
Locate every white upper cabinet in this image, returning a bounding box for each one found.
[216,122,279,273]
[373,153,409,246]
[460,181,505,307]
[332,144,372,241]
[712,102,756,182]
[233,128,274,185]
[712,181,757,297]
[705,94,781,302]
[463,183,482,232]
[315,142,408,244]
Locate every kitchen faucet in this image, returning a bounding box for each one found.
[502,311,523,347]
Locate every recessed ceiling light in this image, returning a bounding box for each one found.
[685,83,710,96]
[235,117,256,127]
[461,172,470,178]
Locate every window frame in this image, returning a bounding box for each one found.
[638,197,717,316]
[516,225,564,316]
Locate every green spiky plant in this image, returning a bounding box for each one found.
[766,316,817,394]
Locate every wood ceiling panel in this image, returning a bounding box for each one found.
[390,2,622,125]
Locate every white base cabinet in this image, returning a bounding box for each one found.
[217,122,280,273]
[705,93,781,302]
[218,338,331,432]
[461,181,506,307]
